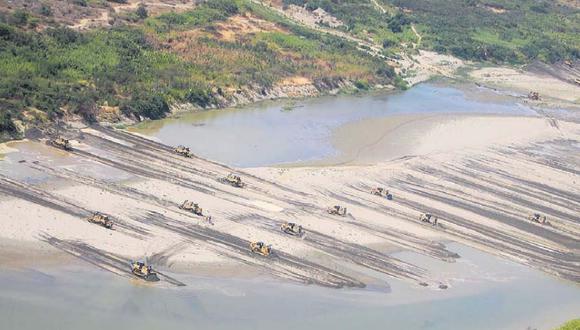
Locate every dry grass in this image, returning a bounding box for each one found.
[213,13,286,42]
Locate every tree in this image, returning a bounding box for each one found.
[121,93,170,120]
[40,4,53,17]
[136,3,148,19]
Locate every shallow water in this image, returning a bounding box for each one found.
[132,83,537,167]
[1,244,578,330]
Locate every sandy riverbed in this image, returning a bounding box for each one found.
[1,108,578,288]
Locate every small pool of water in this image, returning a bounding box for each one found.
[1,244,578,330]
[131,83,537,167]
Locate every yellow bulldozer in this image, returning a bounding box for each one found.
[131,261,160,282]
[50,137,72,151]
[528,213,549,225]
[174,145,193,158]
[220,173,245,188]
[281,222,304,237]
[371,187,393,200]
[327,205,347,216]
[87,212,113,229]
[419,213,439,226]
[250,241,272,257]
[179,200,212,221]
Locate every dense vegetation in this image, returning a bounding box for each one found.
[554,319,580,330]
[1,0,578,140]
[391,0,579,63]
[0,0,393,140]
[285,0,579,63]
[283,0,417,55]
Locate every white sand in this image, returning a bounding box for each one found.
[1,112,578,284]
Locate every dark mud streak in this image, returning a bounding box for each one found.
[395,178,579,249]
[228,213,429,283]
[322,188,460,262]
[417,164,580,222]
[91,126,310,197]
[71,149,216,195]
[76,134,309,212]
[137,211,365,288]
[463,160,580,210]
[0,182,87,218]
[389,194,580,282]
[0,176,149,238]
[39,233,185,286]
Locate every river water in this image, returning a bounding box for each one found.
[132,83,537,167]
[1,243,578,330]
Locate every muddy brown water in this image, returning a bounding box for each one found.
[131,83,539,167]
[0,243,579,330]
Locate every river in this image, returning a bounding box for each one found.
[0,243,578,330]
[131,82,538,167]
[2,82,578,329]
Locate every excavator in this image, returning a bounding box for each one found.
[250,241,272,257]
[219,173,245,188]
[281,222,304,237]
[327,205,347,216]
[419,213,439,226]
[50,137,72,151]
[528,213,550,225]
[371,187,393,200]
[87,212,113,229]
[174,145,193,158]
[130,261,160,282]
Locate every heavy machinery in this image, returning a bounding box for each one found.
[87,212,113,229]
[250,241,272,257]
[219,173,245,188]
[51,137,72,151]
[419,213,439,226]
[528,213,549,225]
[281,222,304,237]
[528,91,541,101]
[174,145,193,158]
[179,200,211,221]
[371,187,393,200]
[327,205,347,216]
[130,261,160,282]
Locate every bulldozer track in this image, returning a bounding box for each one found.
[0,175,150,238]
[3,126,577,287]
[227,213,432,284]
[78,130,314,211]
[394,176,579,248]
[89,126,310,197]
[324,188,461,262]
[39,233,185,286]
[386,192,580,282]
[138,211,365,288]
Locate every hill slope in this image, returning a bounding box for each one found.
[0,0,578,141]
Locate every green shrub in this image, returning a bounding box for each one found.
[121,93,170,120]
[554,319,580,330]
[354,79,370,90]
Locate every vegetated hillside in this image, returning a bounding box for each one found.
[284,0,579,63]
[0,0,397,141]
[1,0,578,142]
